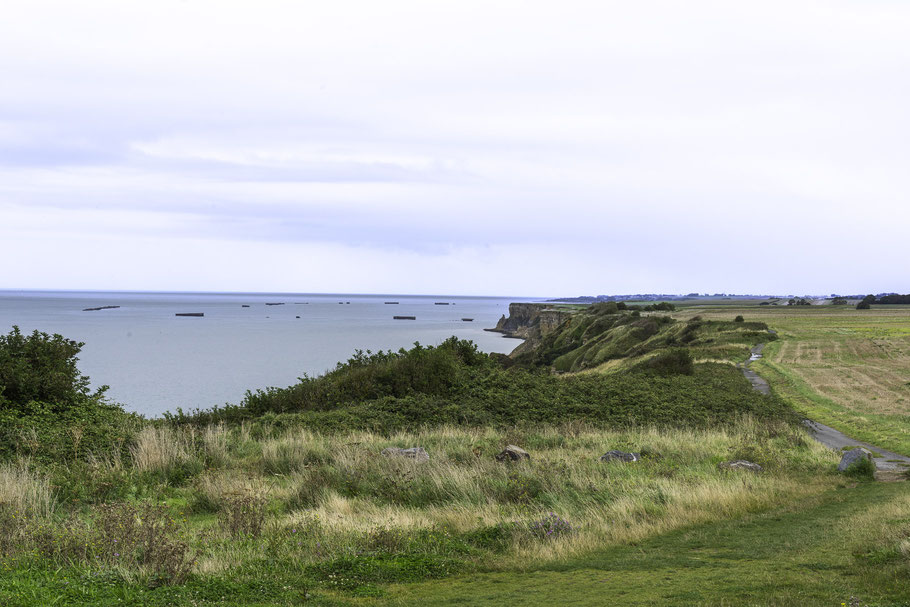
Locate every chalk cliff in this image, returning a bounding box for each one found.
[487,303,572,355]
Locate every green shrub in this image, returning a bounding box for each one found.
[0,326,139,464]
[590,302,619,315]
[843,456,875,480]
[0,326,104,412]
[241,337,492,415]
[219,494,267,537]
[463,522,520,552]
[635,349,695,376]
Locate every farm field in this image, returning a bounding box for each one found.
[675,305,910,456]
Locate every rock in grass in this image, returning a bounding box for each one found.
[381,447,429,462]
[599,450,640,463]
[718,460,763,472]
[495,445,530,462]
[837,448,873,472]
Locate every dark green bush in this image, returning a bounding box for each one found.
[590,302,619,315]
[0,326,139,464]
[634,349,695,376]
[843,456,875,480]
[0,326,104,412]
[241,337,492,415]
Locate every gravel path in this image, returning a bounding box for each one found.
[742,343,910,476]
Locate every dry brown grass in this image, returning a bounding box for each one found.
[247,422,838,567]
[130,426,195,473]
[676,306,910,418]
[0,461,56,517]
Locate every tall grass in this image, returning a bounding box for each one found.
[0,418,842,595]
[0,461,55,517]
[129,425,202,484]
[255,421,836,565]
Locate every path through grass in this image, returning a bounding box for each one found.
[675,306,910,456]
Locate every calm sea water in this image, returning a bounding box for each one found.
[0,291,529,417]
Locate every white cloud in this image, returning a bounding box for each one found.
[1,0,909,294]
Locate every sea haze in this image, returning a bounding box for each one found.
[0,291,529,417]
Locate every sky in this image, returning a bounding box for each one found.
[1,1,909,297]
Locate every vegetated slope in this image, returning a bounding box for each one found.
[179,305,793,431]
[510,302,776,373]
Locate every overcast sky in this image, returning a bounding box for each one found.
[1,1,908,296]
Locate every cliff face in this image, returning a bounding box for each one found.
[489,303,572,355]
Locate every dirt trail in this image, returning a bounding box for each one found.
[742,343,910,476]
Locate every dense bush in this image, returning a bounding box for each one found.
[0,326,139,463]
[240,337,492,415]
[634,349,695,376]
[0,326,105,412]
[182,354,794,432]
[843,455,875,480]
[857,295,875,310]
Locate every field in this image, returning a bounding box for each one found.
[2,307,910,606]
[675,305,910,455]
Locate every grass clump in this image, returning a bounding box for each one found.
[843,456,876,480]
[0,462,55,518]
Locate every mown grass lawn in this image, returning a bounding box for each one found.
[377,482,910,607]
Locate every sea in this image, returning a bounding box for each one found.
[0,291,532,417]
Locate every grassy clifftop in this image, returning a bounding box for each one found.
[507,302,776,373]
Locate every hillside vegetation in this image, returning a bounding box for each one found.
[0,307,881,605]
[170,306,791,431]
[508,302,776,372]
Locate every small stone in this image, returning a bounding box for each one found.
[718,460,763,472]
[599,450,640,463]
[495,445,530,462]
[381,447,429,462]
[838,448,873,472]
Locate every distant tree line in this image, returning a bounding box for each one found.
[856,294,910,309]
[874,294,910,304]
[589,301,676,314]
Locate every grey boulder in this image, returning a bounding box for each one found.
[495,445,530,462]
[381,447,430,462]
[599,450,640,463]
[718,460,763,472]
[838,447,873,472]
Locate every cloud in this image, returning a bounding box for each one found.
[1,0,909,294]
